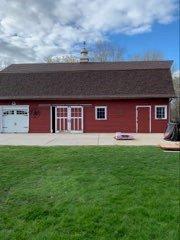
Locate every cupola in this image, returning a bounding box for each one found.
[80,41,89,63]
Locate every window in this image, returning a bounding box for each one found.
[155,106,167,119]
[16,110,28,115]
[3,110,14,115]
[95,106,107,120]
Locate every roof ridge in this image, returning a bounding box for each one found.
[0,68,172,75]
[1,60,173,73]
[5,60,173,65]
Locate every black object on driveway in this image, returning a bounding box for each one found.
[164,122,180,141]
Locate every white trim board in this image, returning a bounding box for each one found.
[50,105,52,133]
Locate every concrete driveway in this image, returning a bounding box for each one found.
[0,133,166,146]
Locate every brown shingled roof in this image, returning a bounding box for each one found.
[0,61,175,100]
[2,61,173,73]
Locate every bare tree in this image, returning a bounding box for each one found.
[44,55,78,63]
[0,59,10,70]
[90,41,125,62]
[131,50,164,61]
[44,41,125,63]
[171,74,180,122]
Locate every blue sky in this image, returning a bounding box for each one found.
[0,0,179,72]
[111,20,179,70]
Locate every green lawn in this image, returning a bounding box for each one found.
[0,146,179,240]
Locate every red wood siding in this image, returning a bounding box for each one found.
[0,98,169,133]
[29,103,50,133]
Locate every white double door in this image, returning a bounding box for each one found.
[56,106,83,133]
[0,106,29,133]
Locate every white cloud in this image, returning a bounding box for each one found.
[173,70,180,78]
[0,0,178,65]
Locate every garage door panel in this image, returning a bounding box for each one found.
[1,106,29,133]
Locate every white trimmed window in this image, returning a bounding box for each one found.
[155,105,167,119]
[95,106,107,120]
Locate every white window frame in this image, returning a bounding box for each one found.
[95,106,107,120]
[155,105,167,120]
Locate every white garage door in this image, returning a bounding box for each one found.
[0,106,29,133]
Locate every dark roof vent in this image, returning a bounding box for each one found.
[80,41,89,63]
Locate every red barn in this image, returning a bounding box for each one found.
[0,60,174,134]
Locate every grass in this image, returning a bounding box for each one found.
[0,146,179,240]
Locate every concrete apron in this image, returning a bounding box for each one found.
[0,133,166,146]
